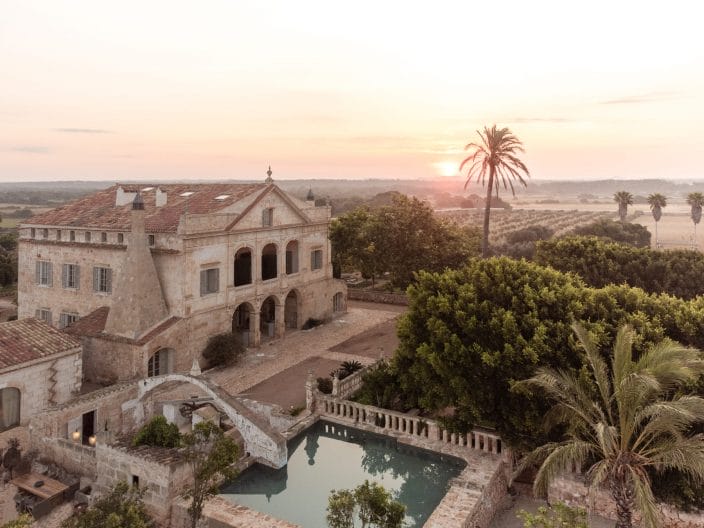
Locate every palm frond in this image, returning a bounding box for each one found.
[533,441,596,497]
[629,467,660,528]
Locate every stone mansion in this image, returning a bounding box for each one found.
[17,179,346,383]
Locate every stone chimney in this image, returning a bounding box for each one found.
[104,192,169,339]
[115,186,137,206]
[306,188,315,205]
[155,187,167,207]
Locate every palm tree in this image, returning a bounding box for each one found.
[614,191,634,223]
[517,324,704,528]
[686,192,704,246]
[460,125,529,258]
[646,193,667,247]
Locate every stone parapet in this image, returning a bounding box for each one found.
[347,289,409,305]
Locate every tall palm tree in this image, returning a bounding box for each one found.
[686,192,704,246]
[614,191,634,223]
[517,324,704,528]
[646,193,667,247]
[460,125,529,258]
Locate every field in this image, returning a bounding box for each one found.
[439,197,704,251]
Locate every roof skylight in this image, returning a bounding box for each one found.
[180,191,195,197]
[215,194,230,200]
[142,187,154,192]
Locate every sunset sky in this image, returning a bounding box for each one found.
[2,1,703,182]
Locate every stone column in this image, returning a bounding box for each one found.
[332,374,340,397]
[252,310,261,347]
[275,302,285,338]
[305,370,316,411]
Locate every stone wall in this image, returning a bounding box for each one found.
[0,348,81,426]
[548,474,704,528]
[347,289,408,306]
[170,496,300,528]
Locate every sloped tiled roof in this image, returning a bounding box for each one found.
[64,306,181,345]
[0,318,81,370]
[26,183,267,233]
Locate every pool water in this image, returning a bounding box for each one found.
[220,420,466,527]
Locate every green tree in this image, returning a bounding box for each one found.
[614,191,634,223]
[1,515,33,528]
[571,218,650,248]
[517,502,587,528]
[327,480,405,528]
[517,324,704,528]
[647,193,667,247]
[61,482,153,528]
[460,125,530,258]
[393,258,704,449]
[686,192,704,244]
[329,207,386,285]
[535,235,704,300]
[182,421,239,528]
[132,415,182,448]
[0,233,17,251]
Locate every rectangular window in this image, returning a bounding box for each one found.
[117,233,124,244]
[148,234,155,246]
[36,261,53,286]
[199,268,219,296]
[30,228,36,238]
[42,228,48,239]
[59,312,79,329]
[35,308,52,325]
[311,249,323,270]
[70,230,76,242]
[262,207,273,227]
[56,230,62,241]
[85,231,91,243]
[62,263,80,289]
[101,232,107,243]
[93,267,112,293]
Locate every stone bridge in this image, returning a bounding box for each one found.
[139,373,288,468]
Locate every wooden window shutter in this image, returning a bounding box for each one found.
[75,266,80,290]
[62,264,68,288]
[35,261,41,284]
[200,270,207,296]
[106,269,112,293]
[93,267,99,291]
[47,262,53,287]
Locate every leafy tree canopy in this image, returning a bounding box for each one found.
[535,235,704,300]
[330,194,480,288]
[570,218,650,247]
[132,415,181,448]
[393,257,704,450]
[327,480,405,528]
[61,482,153,528]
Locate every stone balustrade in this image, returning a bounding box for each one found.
[316,394,504,457]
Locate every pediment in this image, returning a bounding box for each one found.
[224,186,310,232]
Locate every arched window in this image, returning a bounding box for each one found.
[0,387,20,430]
[234,248,252,286]
[147,349,174,377]
[285,241,299,275]
[261,244,277,281]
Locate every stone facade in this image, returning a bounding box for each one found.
[17,182,347,382]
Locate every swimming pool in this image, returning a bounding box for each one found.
[220,420,466,527]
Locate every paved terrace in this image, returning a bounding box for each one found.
[205,303,403,409]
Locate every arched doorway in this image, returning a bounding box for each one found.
[147,348,175,377]
[284,290,299,329]
[261,243,278,281]
[0,387,20,430]
[285,241,299,275]
[232,302,254,346]
[234,248,252,286]
[260,296,277,340]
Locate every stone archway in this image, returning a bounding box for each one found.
[234,247,253,286]
[260,296,277,340]
[261,243,278,281]
[284,290,299,330]
[232,302,255,347]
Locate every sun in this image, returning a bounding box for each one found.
[432,161,459,177]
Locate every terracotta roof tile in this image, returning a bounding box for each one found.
[0,319,81,370]
[26,183,267,233]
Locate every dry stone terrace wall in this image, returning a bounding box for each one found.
[549,474,704,528]
[347,289,409,305]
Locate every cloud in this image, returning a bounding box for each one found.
[53,128,112,134]
[9,146,49,154]
[599,92,679,105]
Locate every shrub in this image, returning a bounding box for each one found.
[133,416,181,448]
[317,377,333,394]
[1,514,33,528]
[354,361,405,411]
[62,482,153,528]
[517,502,587,528]
[302,318,323,330]
[202,332,244,368]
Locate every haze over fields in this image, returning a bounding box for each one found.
[2,1,704,183]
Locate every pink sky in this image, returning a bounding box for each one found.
[2,1,703,182]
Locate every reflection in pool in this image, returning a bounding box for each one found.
[220,420,465,527]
